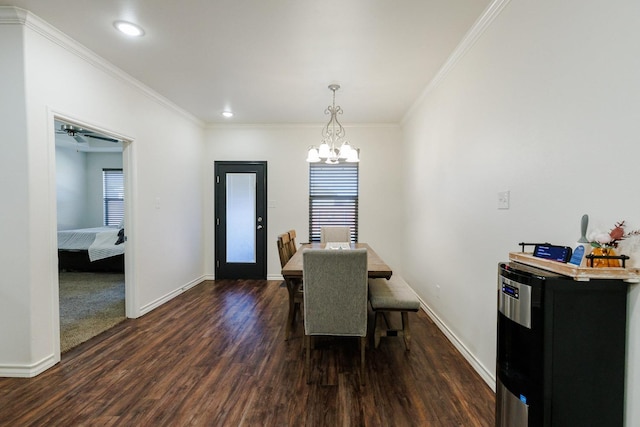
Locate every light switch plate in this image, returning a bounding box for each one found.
[498,191,510,209]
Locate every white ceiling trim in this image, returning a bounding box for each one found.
[0,6,203,128]
[0,5,24,23]
[402,0,513,125]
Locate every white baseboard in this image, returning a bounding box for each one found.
[417,297,496,392]
[0,353,58,378]
[139,275,205,316]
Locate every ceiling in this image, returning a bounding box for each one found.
[54,119,123,152]
[2,0,491,124]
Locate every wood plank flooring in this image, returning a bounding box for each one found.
[0,280,495,426]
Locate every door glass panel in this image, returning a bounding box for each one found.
[226,173,256,263]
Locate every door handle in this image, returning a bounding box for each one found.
[257,224,263,230]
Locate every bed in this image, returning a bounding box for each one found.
[58,226,125,272]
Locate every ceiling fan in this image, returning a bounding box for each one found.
[57,124,120,144]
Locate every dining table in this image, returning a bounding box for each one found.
[281,242,393,280]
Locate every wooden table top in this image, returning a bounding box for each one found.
[281,243,393,279]
[509,252,640,282]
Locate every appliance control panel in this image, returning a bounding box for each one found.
[502,280,520,299]
[498,275,532,329]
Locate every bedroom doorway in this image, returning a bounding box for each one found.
[54,118,127,354]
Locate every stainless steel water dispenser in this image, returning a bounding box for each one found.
[496,261,628,426]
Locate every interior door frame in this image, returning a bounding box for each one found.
[50,111,135,357]
[214,161,267,280]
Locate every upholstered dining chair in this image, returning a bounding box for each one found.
[278,232,303,340]
[320,226,351,243]
[303,248,368,384]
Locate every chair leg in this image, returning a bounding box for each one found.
[305,335,311,384]
[285,280,297,341]
[360,336,366,386]
[285,305,294,340]
[295,299,304,323]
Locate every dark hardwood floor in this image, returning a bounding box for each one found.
[0,280,495,426]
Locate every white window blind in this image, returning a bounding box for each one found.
[103,169,124,227]
[309,163,358,242]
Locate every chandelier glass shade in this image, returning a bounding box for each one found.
[306,84,359,164]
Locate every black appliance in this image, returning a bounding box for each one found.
[496,261,628,426]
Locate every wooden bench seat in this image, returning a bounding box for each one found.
[368,275,420,350]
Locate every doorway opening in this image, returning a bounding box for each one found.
[54,118,127,353]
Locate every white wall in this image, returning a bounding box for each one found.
[402,0,640,424]
[0,15,32,368]
[55,146,87,229]
[0,9,204,376]
[86,152,124,227]
[55,148,124,229]
[203,124,404,279]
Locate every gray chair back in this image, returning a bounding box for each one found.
[320,226,351,243]
[303,248,367,337]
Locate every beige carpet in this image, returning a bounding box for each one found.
[59,272,125,353]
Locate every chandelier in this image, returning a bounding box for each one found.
[306,84,360,164]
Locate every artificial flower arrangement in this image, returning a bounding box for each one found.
[587,221,640,267]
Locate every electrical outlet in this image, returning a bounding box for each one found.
[498,191,510,209]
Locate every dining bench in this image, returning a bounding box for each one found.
[368,275,421,351]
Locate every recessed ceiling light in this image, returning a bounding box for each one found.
[114,21,145,37]
[221,111,234,118]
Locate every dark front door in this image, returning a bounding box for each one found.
[215,161,267,279]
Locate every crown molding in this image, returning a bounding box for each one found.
[402,0,512,124]
[0,6,203,128]
[0,5,28,24]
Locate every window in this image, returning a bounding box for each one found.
[309,163,358,242]
[103,169,124,227]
